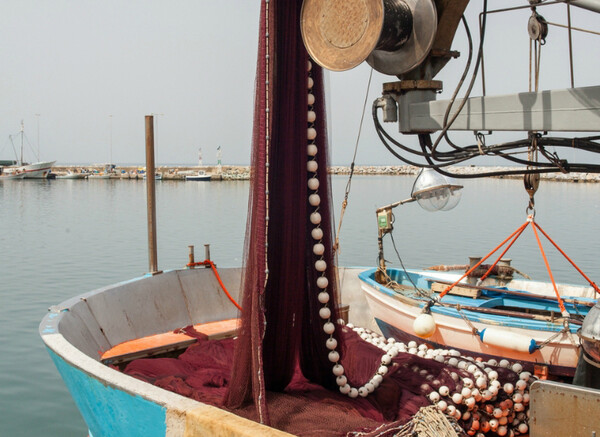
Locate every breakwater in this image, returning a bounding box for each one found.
[52,164,600,182]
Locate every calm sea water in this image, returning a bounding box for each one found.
[1,174,599,436]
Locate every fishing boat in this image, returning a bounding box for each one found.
[39,1,600,436]
[359,266,596,377]
[185,170,211,181]
[3,121,55,178]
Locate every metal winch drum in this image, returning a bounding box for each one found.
[580,302,600,366]
[300,0,437,75]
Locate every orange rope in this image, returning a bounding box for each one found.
[531,223,566,313]
[186,260,242,311]
[533,222,600,295]
[438,219,531,299]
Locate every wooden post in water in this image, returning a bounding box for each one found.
[145,115,160,274]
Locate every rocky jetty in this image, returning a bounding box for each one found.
[50,164,600,183]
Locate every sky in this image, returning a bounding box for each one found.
[1,1,598,166]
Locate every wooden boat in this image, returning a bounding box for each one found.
[185,170,211,181]
[359,267,597,377]
[39,266,368,437]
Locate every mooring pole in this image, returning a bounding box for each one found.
[145,115,160,275]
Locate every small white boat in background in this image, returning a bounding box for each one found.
[0,171,26,180]
[185,170,211,181]
[57,171,88,179]
[88,173,112,179]
[3,121,55,178]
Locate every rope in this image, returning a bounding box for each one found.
[531,222,567,314]
[186,260,242,311]
[533,221,600,295]
[438,219,531,299]
[333,68,373,253]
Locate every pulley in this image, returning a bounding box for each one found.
[300,0,437,75]
[528,11,548,43]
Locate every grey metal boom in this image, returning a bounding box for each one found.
[399,85,600,133]
[561,0,600,14]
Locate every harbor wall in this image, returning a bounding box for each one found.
[51,164,600,182]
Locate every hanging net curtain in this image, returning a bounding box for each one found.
[224,0,344,421]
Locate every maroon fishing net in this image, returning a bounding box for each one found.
[119,2,535,436]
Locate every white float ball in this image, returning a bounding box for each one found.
[462,387,472,398]
[513,402,525,412]
[308,93,315,106]
[447,405,456,416]
[519,371,531,382]
[437,400,447,411]
[307,110,316,123]
[358,387,369,397]
[497,425,508,436]
[308,177,320,190]
[512,363,523,374]
[310,212,321,225]
[313,243,325,256]
[311,227,323,241]
[323,322,335,334]
[377,365,388,376]
[332,364,344,377]
[499,359,510,368]
[476,377,487,389]
[316,276,328,289]
[365,382,375,393]
[515,380,527,391]
[448,357,459,367]
[372,374,383,385]
[452,393,463,404]
[518,423,528,434]
[336,375,347,386]
[439,386,449,397]
[307,160,318,173]
[315,260,327,272]
[503,383,514,395]
[429,392,440,403]
[381,354,392,365]
[488,370,499,381]
[463,378,474,388]
[318,291,329,304]
[307,144,318,156]
[348,388,358,398]
[307,127,317,140]
[307,77,314,89]
[319,307,331,320]
[339,384,351,394]
[307,60,312,71]
[308,193,320,207]
[408,341,418,348]
[487,359,498,366]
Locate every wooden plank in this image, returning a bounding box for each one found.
[101,318,239,365]
[431,282,480,298]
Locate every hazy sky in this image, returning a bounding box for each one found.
[1,1,598,166]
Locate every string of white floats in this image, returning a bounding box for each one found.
[307,59,395,399]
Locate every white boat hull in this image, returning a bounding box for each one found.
[4,160,55,178]
[360,270,586,376]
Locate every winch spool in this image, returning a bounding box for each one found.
[300,0,437,75]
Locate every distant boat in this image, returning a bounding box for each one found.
[88,173,112,179]
[2,121,55,178]
[0,171,25,181]
[185,170,211,181]
[57,171,88,180]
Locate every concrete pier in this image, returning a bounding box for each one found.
[50,164,600,183]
